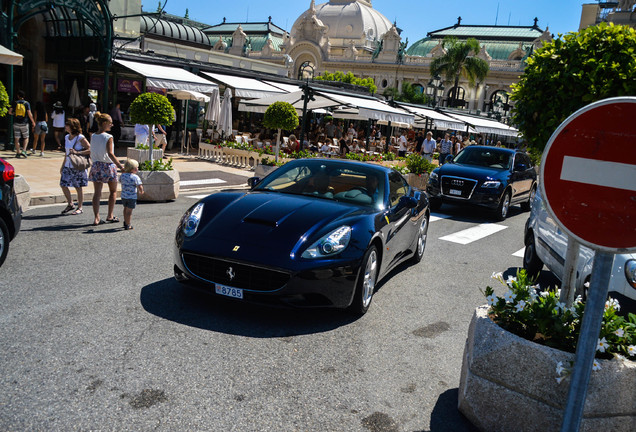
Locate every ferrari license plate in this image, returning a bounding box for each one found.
[449,189,462,196]
[215,284,243,299]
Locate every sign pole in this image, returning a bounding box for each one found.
[560,251,613,432]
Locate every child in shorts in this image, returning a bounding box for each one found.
[119,159,144,230]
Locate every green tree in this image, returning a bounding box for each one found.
[510,23,636,152]
[430,36,489,108]
[0,81,9,118]
[314,70,377,94]
[129,92,174,165]
[263,101,299,162]
[383,82,428,105]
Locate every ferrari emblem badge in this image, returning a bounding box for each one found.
[233,245,240,252]
[226,267,235,281]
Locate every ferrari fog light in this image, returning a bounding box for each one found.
[302,226,352,259]
[182,202,204,237]
[625,260,636,288]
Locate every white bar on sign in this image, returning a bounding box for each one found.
[180,178,227,186]
[439,223,507,245]
[560,156,636,192]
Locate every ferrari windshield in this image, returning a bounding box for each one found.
[454,147,512,170]
[253,159,386,207]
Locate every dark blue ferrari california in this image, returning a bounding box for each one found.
[174,158,430,315]
[426,146,537,220]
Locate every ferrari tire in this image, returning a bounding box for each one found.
[411,215,429,264]
[349,245,379,315]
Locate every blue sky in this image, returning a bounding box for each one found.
[145,0,591,44]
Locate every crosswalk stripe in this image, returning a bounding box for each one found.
[186,194,210,199]
[180,178,227,186]
[430,212,452,222]
[439,223,507,245]
[512,247,525,257]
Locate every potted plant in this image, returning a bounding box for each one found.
[404,153,434,189]
[459,270,635,431]
[128,93,179,201]
[128,92,174,164]
[262,101,299,163]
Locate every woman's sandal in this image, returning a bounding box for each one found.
[124,224,133,230]
[71,208,83,215]
[91,219,106,226]
[106,216,120,223]
[61,204,75,214]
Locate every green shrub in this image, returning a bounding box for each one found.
[263,101,299,131]
[129,92,174,126]
[405,153,435,175]
[140,158,173,171]
[0,81,9,118]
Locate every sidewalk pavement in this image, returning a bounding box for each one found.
[1,147,252,208]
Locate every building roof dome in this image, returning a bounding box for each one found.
[292,1,392,43]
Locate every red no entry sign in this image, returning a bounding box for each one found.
[540,97,636,252]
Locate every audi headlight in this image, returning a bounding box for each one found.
[182,202,204,237]
[625,259,636,288]
[302,226,352,259]
[429,172,438,182]
[482,180,501,188]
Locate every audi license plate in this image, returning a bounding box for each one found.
[449,189,462,196]
[215,284,243,299]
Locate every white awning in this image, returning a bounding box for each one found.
[239,87,414,125]
[167,89,210,102]
[0,45,23,66]
[115,59,218,93]
[396,103,467,131]
[262,80,303,93]
[201,72,285,99]
[441,111,519,137]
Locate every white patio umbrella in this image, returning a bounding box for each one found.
[68,79,82,111]
[218,88,233,139]
[167,89,210,154]
[205,87,221,125]
[0,44,23,65]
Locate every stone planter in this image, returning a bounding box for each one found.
[406,172,429,189]
[14,174,31,212]
[459,306,635,432]
[137,170,180,202]
[126,148,164,164]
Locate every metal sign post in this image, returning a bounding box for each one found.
[559,252,612,432]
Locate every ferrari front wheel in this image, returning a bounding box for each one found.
[349,245,379,315]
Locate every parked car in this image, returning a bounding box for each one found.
[523,188,636,311]
[174,158,430,315]
[0,158,22,267]
[426,146,537,220]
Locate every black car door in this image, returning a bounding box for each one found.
[511,153,533,200]
[383,172,416,268]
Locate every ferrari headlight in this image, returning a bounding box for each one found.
[625,259,636,288]
[182,202,204,237]
[482,180,501,188]
[302,226,352,259]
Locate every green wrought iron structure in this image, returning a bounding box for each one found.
[3,0,113,147]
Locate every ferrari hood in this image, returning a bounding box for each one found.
[191,192,363,260]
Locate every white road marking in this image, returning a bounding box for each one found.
[439,223,507,245]
[180,178,227,186]
[512,247,525,258]
[561,156,636,191]
[430,212,452,222]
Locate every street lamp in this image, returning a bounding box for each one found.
[426,75,444,108]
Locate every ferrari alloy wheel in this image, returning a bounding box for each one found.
[350,245,379,315]
[495,190,511,221]
[412,215,429,263]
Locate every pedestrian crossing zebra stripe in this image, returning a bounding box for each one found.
[439,223,507,245]
[512,248,525,258]
[180,178,227,186]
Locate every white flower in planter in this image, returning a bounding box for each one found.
[486,294,497,306]
[514,300,527,312]
[628,345,636,356]
[503,289,516,303]
[597,337,608,353]
[592,359,602,371]
[614,328,625,338]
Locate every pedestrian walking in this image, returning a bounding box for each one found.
[31,101,48,156]
[59,118,90,215]
[110,103,123,147]
[154,124,167,153]
[9,90,35,158]
[439,133,453,165]
[134,123,149,147]
[421,131,436,162]
[89,113,124,226]
[398,130,408,157]
[119,159,144,230]
[51,101,66,150]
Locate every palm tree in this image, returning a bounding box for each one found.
[430,36,489,108]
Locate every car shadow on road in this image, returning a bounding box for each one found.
[435,203,526,223]
[503,266,561,289]
[140,278,358,337]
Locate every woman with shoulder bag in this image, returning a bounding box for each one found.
[60,118,90,215]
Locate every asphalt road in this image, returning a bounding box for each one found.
[0,193,539,431]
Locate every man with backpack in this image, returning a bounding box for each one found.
[9,90,35,158]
